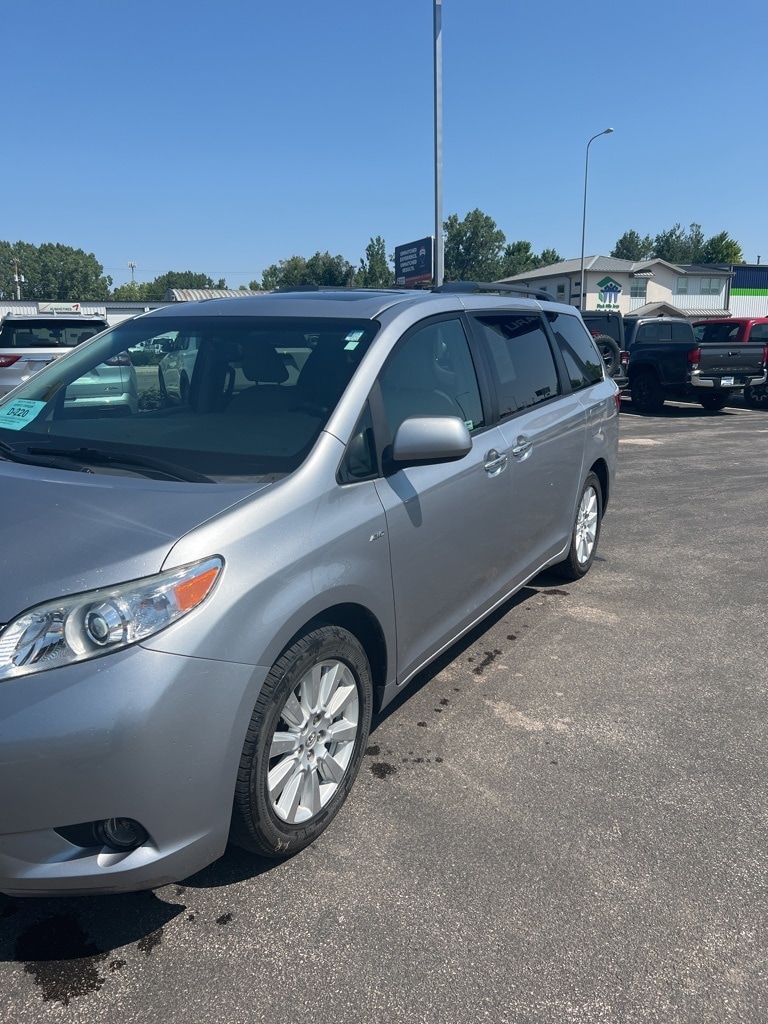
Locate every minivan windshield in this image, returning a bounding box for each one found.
[0,314,378,481]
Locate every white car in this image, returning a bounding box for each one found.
[0,314,137,414]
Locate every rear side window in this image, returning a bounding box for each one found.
[749,323,768,341]
[546,311,603,390]
[0,320,106,348]
[472,313,560,417]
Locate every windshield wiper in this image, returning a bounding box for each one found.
[26,445,215,484]
[0,439,59,467]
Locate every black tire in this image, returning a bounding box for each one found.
[230,625,373,858]
[630,371,665,414]
[553,472,603,581]
[593,334,622,378]
[743,384,768,409]
[699,393,729,412]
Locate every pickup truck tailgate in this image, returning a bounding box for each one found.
[695,343,767,385]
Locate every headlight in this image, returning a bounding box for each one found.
[0,557,223,681]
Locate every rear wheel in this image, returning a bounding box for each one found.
[230,626,373,858]
[699,393,729,412]
[593,334,622,378]
[630,372,665,414]
[554,472,602,581]
[743,384,768,409]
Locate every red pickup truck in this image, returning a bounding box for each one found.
[694,318,768,408]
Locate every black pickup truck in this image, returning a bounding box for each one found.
[581,311,768,413]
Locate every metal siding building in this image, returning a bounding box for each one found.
[730,265,768,317]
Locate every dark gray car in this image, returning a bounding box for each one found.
[0,288,619,895]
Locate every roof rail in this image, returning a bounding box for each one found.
[432,281,556,302]
[274,285,336,292]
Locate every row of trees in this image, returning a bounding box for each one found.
[611,223,743,264]
[0,214,745,302]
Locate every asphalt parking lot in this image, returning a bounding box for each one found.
[1,397,766,1024]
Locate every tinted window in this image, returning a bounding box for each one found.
[671,322,694,342]
[635,323,671,343]
[379,319,484,438]
[0,319,107,348]
[547,311,603,390]
[749,323,768,341]
[472,314,560,417]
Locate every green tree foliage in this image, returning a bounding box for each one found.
[499,241,563,278]
[702,231,743,264]
[258,252,354,290]
[611,223,744,265]
[443,209,506,281]
[611,229,654,261]
[0,240,112,300]
[356,236,394,288]
[112,270,226,301]
[538,248,562,267]
[442,212,560,281]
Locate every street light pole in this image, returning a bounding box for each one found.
[579,128,613,311]
[433,0,443,288]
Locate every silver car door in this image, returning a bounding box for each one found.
[373,318,515,686]
[470,311,587,572]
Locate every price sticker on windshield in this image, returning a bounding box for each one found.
[0,399,46,430]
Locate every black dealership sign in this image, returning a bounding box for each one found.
[395,236,434,287]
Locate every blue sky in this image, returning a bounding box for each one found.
[5,0,766,288]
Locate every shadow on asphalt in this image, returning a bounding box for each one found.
[619,397,740,418]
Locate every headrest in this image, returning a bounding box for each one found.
[241,344,289,383]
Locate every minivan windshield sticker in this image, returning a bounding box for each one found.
[0,399,46,430]
[344,330,364,349]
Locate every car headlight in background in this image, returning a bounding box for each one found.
[0,556,223,681]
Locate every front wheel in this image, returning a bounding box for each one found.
[230,626,373,858]
[553,472,603,581]
[699,393,729,411]
[743,384,768,409]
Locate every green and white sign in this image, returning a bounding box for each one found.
[596,276,622,310]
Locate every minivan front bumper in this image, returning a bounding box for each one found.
[0,646,266,896]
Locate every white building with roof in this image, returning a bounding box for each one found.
[500,257,733,318]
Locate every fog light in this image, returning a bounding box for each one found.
[97,817,148,851]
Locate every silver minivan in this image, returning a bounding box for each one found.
[0,288,619,895]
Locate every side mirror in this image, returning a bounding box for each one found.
[390,416,472,466]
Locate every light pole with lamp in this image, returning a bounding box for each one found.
[579,127,613,310]
[433,0,443,288]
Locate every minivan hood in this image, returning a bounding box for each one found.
[0,463,266,621]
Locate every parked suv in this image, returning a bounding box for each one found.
[0,312,138,414]
[0,313,109,394]
[0,286,618,895]
[693,318,768,408]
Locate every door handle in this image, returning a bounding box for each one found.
[484,449,508,476]
[512,436,533,459]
